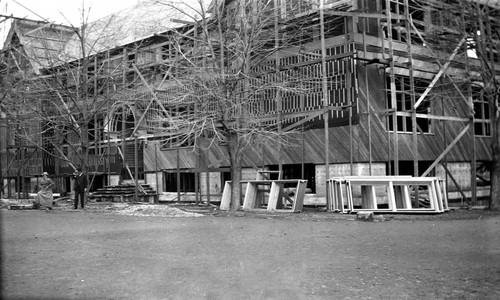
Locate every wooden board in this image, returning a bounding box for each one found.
[219,181,232,211]
[327,176,447,214]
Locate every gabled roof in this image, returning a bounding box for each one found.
[2,19,75,74]
[61,0,211,60]
[3,0,212,72]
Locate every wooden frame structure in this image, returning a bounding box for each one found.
[1,0,498,205]
[220,170,307,212]
[327,176,449,214]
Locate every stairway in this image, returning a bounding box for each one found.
[89,183,157,203]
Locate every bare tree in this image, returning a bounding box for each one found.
[413,0,500,208]
[150,0,310,210]
[465,0,500,209]
[0,10,142,191]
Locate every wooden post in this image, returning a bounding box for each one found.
[470,116,477,205]
[194,138,199,205]
[121,105,127,184]
[274,0,282,179]
[405,0,418,178]
[176,146,180,202]
[362,13,373,175]
[348,56,353,175]
[155,141,159,203]
[134,135,139,202]
[300,53,306,179]
[320,0,330,181]
[206,169,210,206]
[386,0,398,175]
[17,140,21,199]
[466,13,477,205]
[106,65,111,187]
[195,154,199,205]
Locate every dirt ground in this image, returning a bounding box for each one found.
[1,201,500,300]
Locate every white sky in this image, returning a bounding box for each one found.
[1,0,138,44]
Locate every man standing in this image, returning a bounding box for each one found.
[73,167,88,209]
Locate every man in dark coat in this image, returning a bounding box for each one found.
[73,167,88,209]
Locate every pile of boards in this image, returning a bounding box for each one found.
[326,176,449,214]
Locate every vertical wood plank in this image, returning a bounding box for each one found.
[242,182,258,210]
[403,185,411,209]
[361,185,377,209]
[427,183,436,211]
[345,181,353,213]
[292,180,308,212]
[334,181,341,211]
[433,179,444,212]
[220,181,232,211]
[267,182,281,211]
[388,181,397,212]
[394,185,404,209]
[440,179,449,211]
[326,179,332,211]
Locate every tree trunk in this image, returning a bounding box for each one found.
[488,85,500,210]
[490,149,500,210]
[490,116,500,210]
[227,134,241,211]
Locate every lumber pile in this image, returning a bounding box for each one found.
[88,183,157,203]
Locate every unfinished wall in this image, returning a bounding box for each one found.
[109,175,120,186]
[436,162,472,192]
[145,172,163,194]
[315,162,386,196]
[199,172,223,198]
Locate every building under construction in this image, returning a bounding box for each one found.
[0,0,499,205]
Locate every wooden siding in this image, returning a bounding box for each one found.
[143,60,491,172]
[355,63,491,163]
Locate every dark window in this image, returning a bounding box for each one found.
[221,172,231,186]
[164,172,196,192]
[472,86,491,136]
[268,163,315,193]
[387,75,431,134]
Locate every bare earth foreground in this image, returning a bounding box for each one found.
[1,202,500,300]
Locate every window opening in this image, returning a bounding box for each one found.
[387,75,431,134]
[472,85,491,136]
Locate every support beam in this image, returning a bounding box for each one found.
[413,37,466,109]
[386,0,398,175]
[405,0,418,178]
[421,123,471,177]
[282,107,328,132]
[170,18,195,25]
[324,10,404,20]
[320,0,330,181]
[116,146,145,194]
[408,18,470,111]
[396,112,470,122]
[439,162,467,201]
[130,64,173,136]
[24,22,58,36]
